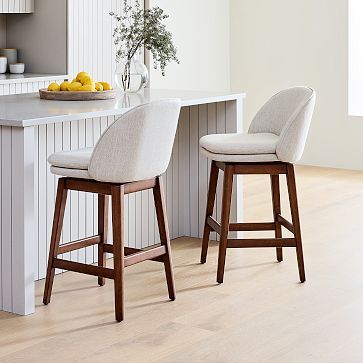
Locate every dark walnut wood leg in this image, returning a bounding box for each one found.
[43,178,68,305]
[201,161,219,264]
[98,194,109,286]
[286,164,306,283]
[153,176,176,301]
[271,175,283,262]
[111,185,125,322]
[217,165,234,284]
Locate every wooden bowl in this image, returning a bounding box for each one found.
[39,88,116,101]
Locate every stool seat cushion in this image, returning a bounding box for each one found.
[48,148,93,179]
[49,166,92,179]
[48,148,93,170]
[199,132,279,163]
[200,147,278,163]
[200,133,279,156]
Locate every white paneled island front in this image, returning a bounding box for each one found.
[0,88,245,315]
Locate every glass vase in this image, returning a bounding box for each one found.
[115,57,148,93]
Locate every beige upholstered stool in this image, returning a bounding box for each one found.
[200,87,316,283]
[43,99,181,322]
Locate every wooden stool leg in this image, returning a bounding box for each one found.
[43,178,68,305]
[286,164,306,283]
[201,161,219,264]
[98,194,109,286]
[153,176,176,301]
[271,175,283,262]
[217,165,234,284]
[111,185,125,322]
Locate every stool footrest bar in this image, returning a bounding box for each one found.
[207,216,221,235]
[229,222,275,231]
[102,244,166,262]
[57,235,101,255]
[53,258,115,279]
[227,238,297,248]
[125,246,167,267]
[277,215,295,233]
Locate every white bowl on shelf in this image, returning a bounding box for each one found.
[9,63,25,74]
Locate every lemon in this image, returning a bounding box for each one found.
[60,81,71,91]
[48,82,60,92]
[100,82,112,91]
[71,78,78,83]
[67,82,83,91]
[76,72,90,82]
[79,85,96,92]
[95,82,104,92]
[81,75,95,87]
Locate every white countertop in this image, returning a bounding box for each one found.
[0,73,67,85]
[0,89,245,127]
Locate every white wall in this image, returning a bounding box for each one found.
[231,0,363,170]
[149,0,230,92]
[348,0,363,116]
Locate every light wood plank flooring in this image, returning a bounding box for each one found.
[1,165,363,362]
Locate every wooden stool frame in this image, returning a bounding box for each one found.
[201,161,305,284]
[43,176,175,322]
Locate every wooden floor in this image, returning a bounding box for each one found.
[1,165,363,362]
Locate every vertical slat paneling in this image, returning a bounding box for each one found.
[38,125,47,279]
[207,103,217,241]
[172,121,179,239]
[14,0,19,13]
[3,0,8,12]
[178,107,190,237]
[165,152,173,239]
[0,126,2,310]
[226,100,244,236]
[78,119,86,263]
[1,127,12,311]
[85,118,94,264]
[135,190,142,249]
[189,106,199,238]
[92,117,101,260]
[216,102,227,239]
[67,0,120,84]
[198,104,208,238]
[46,124,56,273]
[54,122,63,271]
[33,126,39,280]
[61,122,72,263]
[70,120,79,263]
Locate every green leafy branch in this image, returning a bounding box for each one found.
[110,0,179,76]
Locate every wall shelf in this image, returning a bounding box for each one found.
[0,73,67,84]
[0,0,34,13]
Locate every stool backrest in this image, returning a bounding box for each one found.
[89,99,181,183]
[248,87,316,162]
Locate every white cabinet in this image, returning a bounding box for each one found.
[0,0,34,13]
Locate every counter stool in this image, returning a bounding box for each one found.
[200,87,316,283]
[43,99,181,322]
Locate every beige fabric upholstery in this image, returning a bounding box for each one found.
[249,87,315,162]
[50,166,91,179]
[200,147,278,162]
[48,148,92,170]
[200,133,279,155]
[49,99,182,183]
[200,87,315,164]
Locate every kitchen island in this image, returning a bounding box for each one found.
[0,88,245,315]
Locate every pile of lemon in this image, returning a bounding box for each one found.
[48,72,112,92]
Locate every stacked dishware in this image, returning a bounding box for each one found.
[0,48,25,74]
